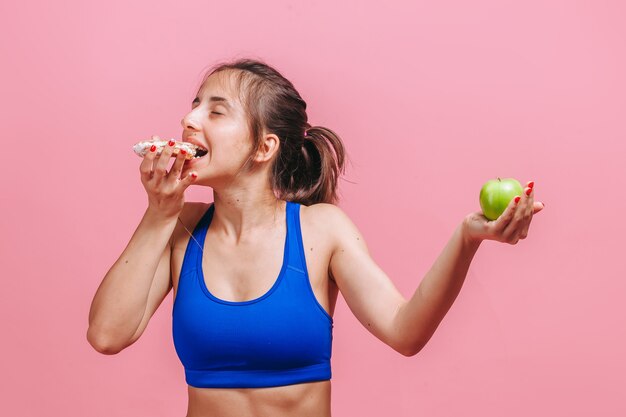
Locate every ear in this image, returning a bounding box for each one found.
[254,133,280,163]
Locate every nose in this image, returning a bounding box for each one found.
[181,113,200,132]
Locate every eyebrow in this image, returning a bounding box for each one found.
[192,96,233,108]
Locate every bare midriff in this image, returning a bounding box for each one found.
[185,380,331,417]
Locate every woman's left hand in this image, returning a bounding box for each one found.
[463,181,545,245]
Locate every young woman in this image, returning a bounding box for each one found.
[87,58,545,417]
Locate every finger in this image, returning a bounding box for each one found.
[532,201,545,214]
[496,195,521,242]
[179,170,198,190]
[155,138,176,180]
[167,146,188,182]
[524,183,534,205]
[519,183,535,240]
[139,140,159,183]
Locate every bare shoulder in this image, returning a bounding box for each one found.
[300,202,359,252]
[300,202,344,222]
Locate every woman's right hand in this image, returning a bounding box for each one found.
[139,135,197,220]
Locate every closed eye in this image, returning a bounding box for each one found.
[211,112,223,115]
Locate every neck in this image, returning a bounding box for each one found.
[210,188,286,245]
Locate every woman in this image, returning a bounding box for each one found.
[87,58,545,417]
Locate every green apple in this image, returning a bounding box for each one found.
[479,177,524,221]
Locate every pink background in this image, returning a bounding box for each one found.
[2,0,625,415]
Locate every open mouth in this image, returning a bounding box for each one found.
[194,147,208,158]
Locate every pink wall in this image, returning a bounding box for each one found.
[2,0,625,415]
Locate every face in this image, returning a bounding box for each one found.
[179,70,254,183]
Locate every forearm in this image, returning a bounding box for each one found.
[397,219,482,354]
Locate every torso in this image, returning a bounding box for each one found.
[170,200,339,417]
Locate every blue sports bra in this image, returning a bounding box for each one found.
[172,200,334,389]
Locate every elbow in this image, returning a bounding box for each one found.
[400,344,422,357]
[394,339,423,357]
[86,327,125,355]
[394,333,426,357]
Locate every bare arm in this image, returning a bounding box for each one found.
[398,184,543,354]
[86,207,177,354]
[325,203,482,357]
[395,220,482,355]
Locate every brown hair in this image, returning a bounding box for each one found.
[196,58,348,206]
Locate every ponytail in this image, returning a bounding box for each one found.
[276,125,346,205]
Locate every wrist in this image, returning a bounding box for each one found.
[461,217,484,247]
[144,206,180,225]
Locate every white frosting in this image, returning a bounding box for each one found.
[132,139,202,160]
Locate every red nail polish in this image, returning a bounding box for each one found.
[191,173,197,179]
[150,145,156,152]
[525,188,532,196]
[514,196,521,204]
[168,140,175,146]
[180,149,187,155]
[528,181,534,189]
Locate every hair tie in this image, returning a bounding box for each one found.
[304,129,309,137]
